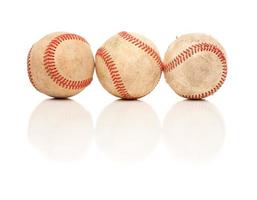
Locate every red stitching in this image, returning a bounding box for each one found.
[163,42,227,99]
[27,47,39,90]
[96,47,133,99]
[118,31,163,70]
[43,33,92,90]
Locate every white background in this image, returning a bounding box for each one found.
[0,0,256,199]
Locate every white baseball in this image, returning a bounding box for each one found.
[95,31,162,99]
[163,33,228,99]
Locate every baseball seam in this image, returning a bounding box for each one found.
[163,42,227,99]
[27,47,39,90]
[43,33,92,90]
[119,31,163,70]
[96,47,133,99]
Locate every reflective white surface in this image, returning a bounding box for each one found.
[27,99,225,164]
[28,99,93,160]
[95,100,161,163]
[163,100,225,163]
[1,0,257,199]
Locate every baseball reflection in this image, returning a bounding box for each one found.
[163,100,225,163]
[95,100,161,163]
[28,99,93,161]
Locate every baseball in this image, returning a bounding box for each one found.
[27,32,94,98]
[95,31,162,99]
[163,33,228,99]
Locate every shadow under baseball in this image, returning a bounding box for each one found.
[95,100,161,164]
[163,100,225,163]
[28,99,93,161]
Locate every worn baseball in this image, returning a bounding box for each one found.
[95,31,162,99]
[163,33,228,99]
[27,32,94,98]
